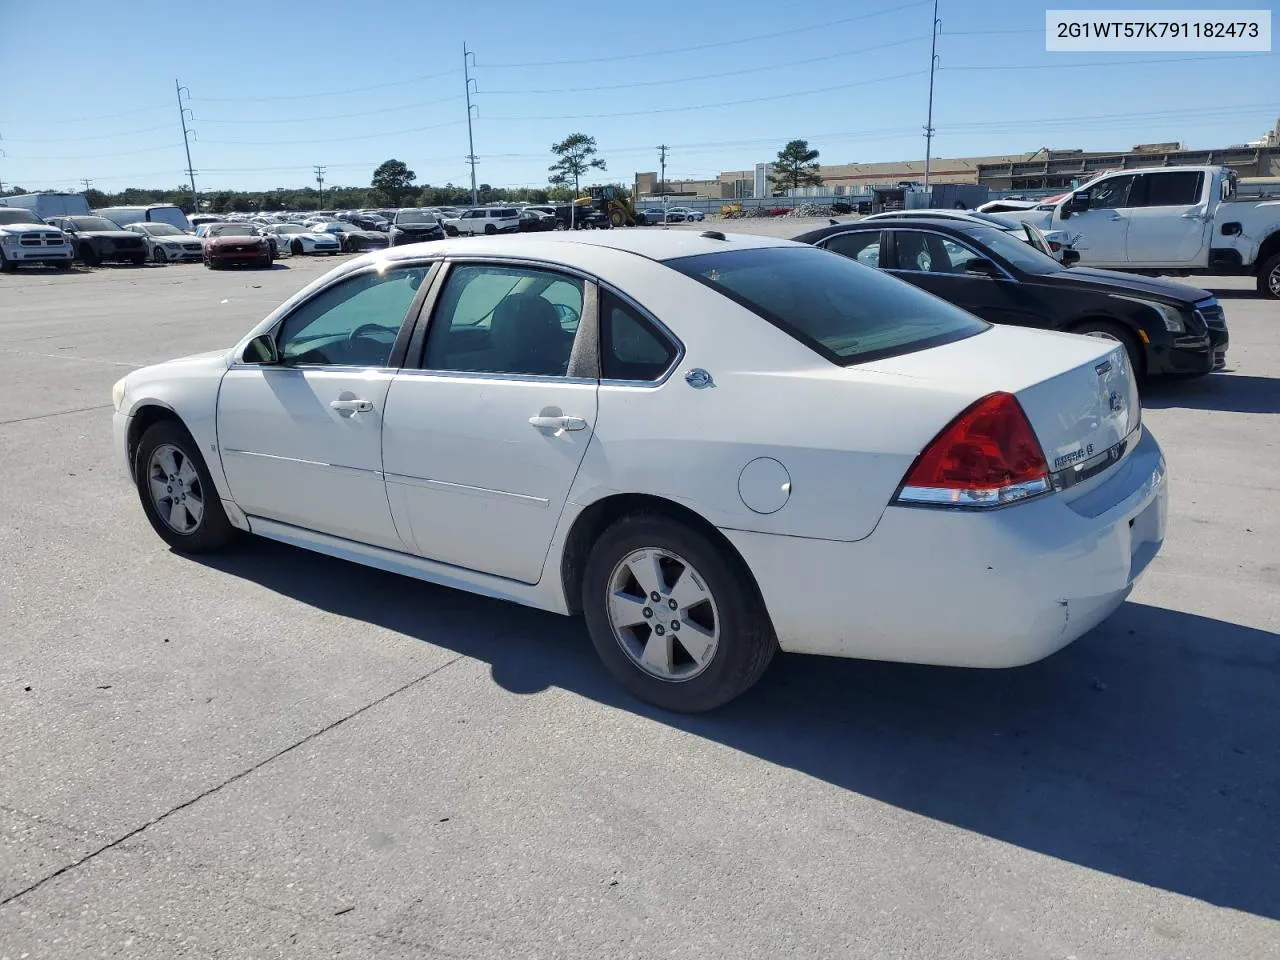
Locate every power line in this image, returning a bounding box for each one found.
[478,0,932,67]
[483,35,930,94]
[944,51,1277,71]
[2,104,172,126]
[0,123,175,143]
[195,95,464,125]
[487,69,927,121]
[191,67,460,103]
[200,119,466,146]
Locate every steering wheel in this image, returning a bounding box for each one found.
[348,323,395,348]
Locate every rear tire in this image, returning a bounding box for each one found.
[582,513,777,712]
[1258,252,1280,299]
[133,419,237,554]
[484,223,497,235]
[1071,319,1144,378]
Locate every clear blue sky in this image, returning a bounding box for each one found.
[2,0,1276,194]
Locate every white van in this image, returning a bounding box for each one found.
[94,205,192,232]
[0,192,92,219]
[442,207,520,236]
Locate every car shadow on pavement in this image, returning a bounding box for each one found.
[195,540,1280,921]
[1143,374,1280,414]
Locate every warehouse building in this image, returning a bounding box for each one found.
[635,122,1280,199]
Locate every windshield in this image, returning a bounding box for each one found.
[142,223,186,236]
[71,217,123,231]
[274,224,304,234]
[963,226,1062,274]
[0,208,42,225]
[668,246,987,366]
[395,210,437,224]
[207,224,261,238]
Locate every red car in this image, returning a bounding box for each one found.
[201,223,272,269]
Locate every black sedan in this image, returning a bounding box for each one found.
[516,209,557,232]
[311,221,390,252]
[46,215,147,266]
[388,210,446,246]
[793,218,1228,377]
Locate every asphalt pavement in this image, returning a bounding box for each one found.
[1,238,1277,959]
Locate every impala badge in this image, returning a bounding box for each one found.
[1109,391,1124,413]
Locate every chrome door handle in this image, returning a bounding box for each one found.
[529,415,587,432]
[330,398,373,413]
[1108,215,1124,221]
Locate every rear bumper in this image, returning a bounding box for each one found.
[724,428,1167,668]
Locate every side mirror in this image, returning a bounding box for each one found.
[964,257,1001,277]
[1061,248,1081,266]
[242,333,279,365]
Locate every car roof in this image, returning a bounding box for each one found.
[793,218,996,244]
[375,230,795,266]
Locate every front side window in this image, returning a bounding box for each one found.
[669,246,986,366]
[275,266,428,367]
[600,290,677,381]
[1085,174,1137,210]
[423,263,584,377]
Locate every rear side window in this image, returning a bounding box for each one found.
[668,246,987,366]
[600,290,677,381]
[1137,171,1203,207]
[824,231,882,267]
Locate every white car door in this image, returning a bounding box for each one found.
[1123,170,1211,266]
[381,261,598,584]
[1065,173,1138,266]
[217,262,432,550]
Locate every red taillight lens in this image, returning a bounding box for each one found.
[897,392,1050,508]
[1049,240,1062,252]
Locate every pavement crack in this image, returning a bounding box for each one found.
[0,654,464,909]
[0,403,113,426]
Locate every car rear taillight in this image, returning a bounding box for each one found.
[1048,240,1062,252]
[896,392,1050,508]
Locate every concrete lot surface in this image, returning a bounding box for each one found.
[1,235,1277,959]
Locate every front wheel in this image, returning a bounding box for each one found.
[582,514,778,712]
[133,419,237,554]
[1258,252,1280,299]
[153,247,168,264]
[554,221,567,231]
[484,223,497,235]
[0,251,14,273]
[79,244,99,267]
[291,239,304,256]
[131,254,147,266]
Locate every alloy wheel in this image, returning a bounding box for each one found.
[606,548,720,681]
[1269,263,1280,297]
[147,443,205,535]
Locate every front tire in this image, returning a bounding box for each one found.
[0,250,14,272]
[153,247,168,264]
[79,244,99,267]
[291,239,304,256]
[582,513,777,712]
[133,420,236,554]
[1258,252,1280,299]
[131,254,147,266]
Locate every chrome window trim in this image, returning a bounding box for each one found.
[390,369,598,386]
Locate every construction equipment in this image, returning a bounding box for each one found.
[581,184,643,227]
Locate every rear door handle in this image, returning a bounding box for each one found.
[529,415,587,432]
[330,398,374,413]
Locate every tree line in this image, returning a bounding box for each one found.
[0,137,824,213]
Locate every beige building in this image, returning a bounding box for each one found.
[634,127,1280,199]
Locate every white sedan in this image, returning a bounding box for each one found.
[263,223,343,256]
[111,232,1166,711]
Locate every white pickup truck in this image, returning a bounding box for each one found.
[1003,165,1280,298]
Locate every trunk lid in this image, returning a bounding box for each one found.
[863,325,1140,487]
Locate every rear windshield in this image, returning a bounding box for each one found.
[668,246,987,366]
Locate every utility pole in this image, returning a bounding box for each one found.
[463,43,478,207]
[922,0,940,191]
[657,144,668,201]
[175,80,199,213]
[80,178,93,193]
[314,165,327,206]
